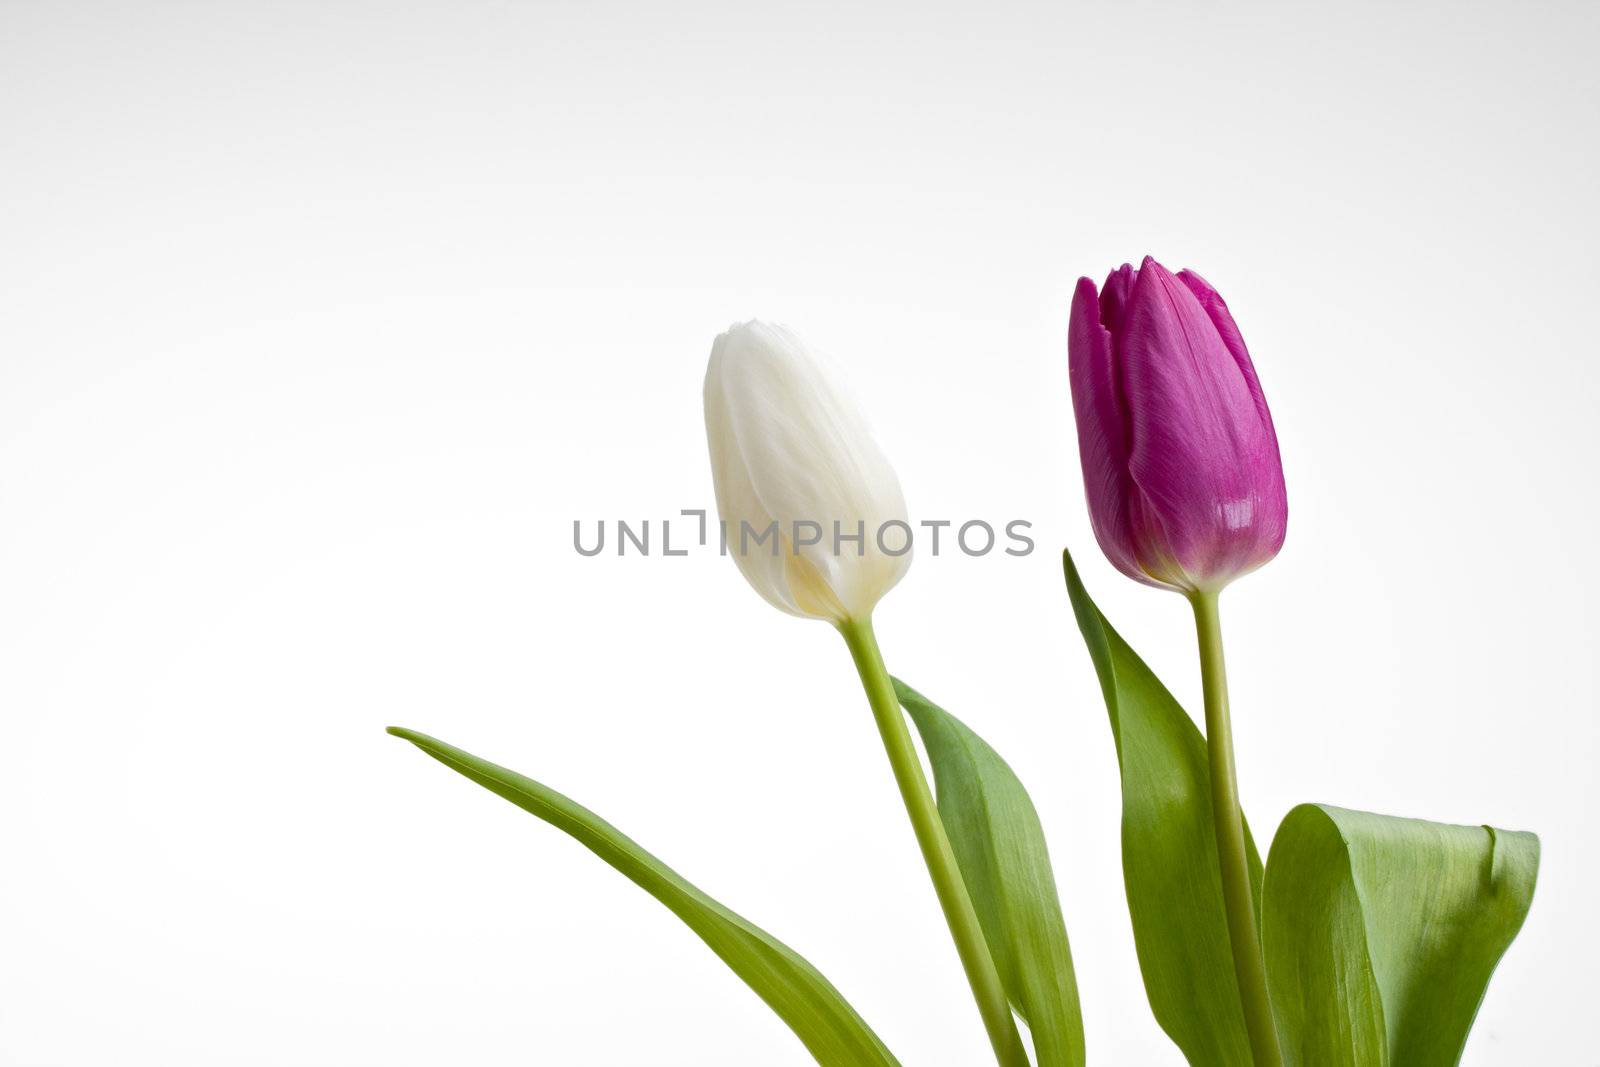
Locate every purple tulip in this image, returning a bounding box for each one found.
[1068,257,1287,593]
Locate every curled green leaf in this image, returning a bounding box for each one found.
[1263,804,1539,1067]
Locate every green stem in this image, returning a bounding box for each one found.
[1190,590,1283,1067]
[838,616,1031,1067]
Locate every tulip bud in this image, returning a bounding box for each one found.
[1068,257,1287,594]
[704,321,911,624]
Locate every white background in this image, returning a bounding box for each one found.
[3,2,1596,1064]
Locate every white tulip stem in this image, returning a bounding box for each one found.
[839,615,1032,1067]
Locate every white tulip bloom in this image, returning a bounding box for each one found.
[703,321,911,624]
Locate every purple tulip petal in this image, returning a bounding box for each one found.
[1175,266,1287,569]
[1068,276,1155,586]
[1174,270,1248,364]
[1119,258,1285,587]
[1099,263,1139,339]
[1176,270,1272,427]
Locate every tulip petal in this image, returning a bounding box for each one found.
[1119,259,1285,588]
[1067,277,1158,588]
[704,339,805,617]
[1098,263,1138,340]
[1175,270,1279,441]
[1174,271,1248,374]
[1174,268,1287,580]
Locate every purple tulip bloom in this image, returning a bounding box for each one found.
[1068,257,1287,593]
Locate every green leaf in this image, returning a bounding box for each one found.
[894,680,1087,1067]
[1262,804,1539,1067]
[1063,550,1264,1066]
[387,727,901,1067]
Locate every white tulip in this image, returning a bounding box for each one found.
[703,321,911,624]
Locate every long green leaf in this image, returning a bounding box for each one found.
[1063,550,1264,1066]
[894,680,1087,1067]
[1262,804,1538,1067]
[387,727,900,1067]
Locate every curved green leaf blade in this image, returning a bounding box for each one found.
[387,727,901,1067]
[1263,804,1539,1067]
[1063,550,1263,1066]
[894,680,1087,1067]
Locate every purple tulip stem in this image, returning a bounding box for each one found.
[1190,590,1284,1067]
